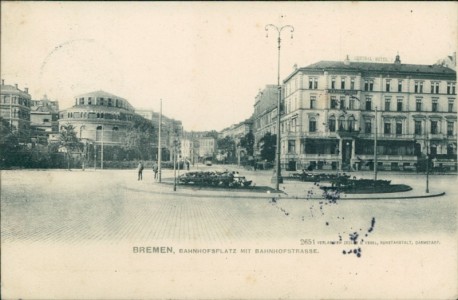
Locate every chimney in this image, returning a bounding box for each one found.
[15,83,18,89]
[1,79,4,85]
[394,52,401,64]
[25,87,29,93]
[344,54,350,65]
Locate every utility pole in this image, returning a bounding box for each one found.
[158,99,162,183]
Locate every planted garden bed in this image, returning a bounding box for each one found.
[178,171,253,188]
[320,177,411,194]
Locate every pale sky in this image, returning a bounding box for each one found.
[1,2,457,131]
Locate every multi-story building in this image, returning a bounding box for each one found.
[181,131,213,163]
[279,55,456,172]
[136,108,183,159]
[30,95,59,143]
[0,79,32,140]
[180,138,194,162]
[58,90,136,146]
[252,85,280,154]
[198,137,216,159]
[220,118,253,140]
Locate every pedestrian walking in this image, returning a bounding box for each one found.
[137,161,144,181]
[153,162,159,180]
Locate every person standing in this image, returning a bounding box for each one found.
[137,161,144,181]
[153,162,158,180]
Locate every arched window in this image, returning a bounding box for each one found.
[328,116,336,132]
[112,126,119,142]
[309,117,316,132]
[338,116,345,131]
[96,126,103,141]
[348,116,356,132]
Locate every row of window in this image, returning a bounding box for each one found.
[297,118,455,136]
[61,111,134,121]
[1,96,32,107]
[76,97,130,110]
[1,108,30,120]
[308,95,456,113]
[362,120,454,136]
[304,77,456,94]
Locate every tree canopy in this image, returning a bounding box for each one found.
[239,130,255,157]
[258,132,276,162]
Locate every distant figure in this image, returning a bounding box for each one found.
[137,161,144,181]
[153,162,159,180]
[186,160,190,171]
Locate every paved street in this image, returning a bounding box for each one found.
[1,167,457,299]
[1,167,456,244]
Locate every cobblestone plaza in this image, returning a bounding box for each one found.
[1,168,457,299]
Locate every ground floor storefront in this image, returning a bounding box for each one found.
[281,137,457,172]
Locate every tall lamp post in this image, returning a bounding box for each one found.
[374,106,378,181]
[425,118,429,193]
[265,23,294,191]
[349,96,378,181]
[158,99,162,183]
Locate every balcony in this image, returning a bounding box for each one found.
[356,154,417,162]
[285,153,340,160]
[336,129,360,138]
[282,131,339,139]
[358,133,416,140]
[428,133,444,140]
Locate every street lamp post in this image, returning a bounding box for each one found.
[425,118,429,193]
[374,106,378,181]
[158,99,162,183]
[101,125,104,170]
[265,23,294,191]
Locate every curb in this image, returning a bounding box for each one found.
[123,183,446,201]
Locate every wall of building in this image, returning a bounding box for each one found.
[0,80,32,139]
[277,57,457,172]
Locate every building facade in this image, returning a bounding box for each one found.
[30,95,60,143]
[0,79,32,140]
[252,85,280,154]
[198,137,216,159]
[220,118,253,140]
[58,90,136,146]
[135,108,183,159]
[279,55,456,172]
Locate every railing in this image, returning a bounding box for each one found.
[282,131,339,139]
[355,154,417,161]
[358,133,416,140]
[284,153,339,160]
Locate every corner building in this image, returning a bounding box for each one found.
[58,91,136,145]
[0,80,32,140]
[281,55,457,172]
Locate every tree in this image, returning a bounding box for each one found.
[0,117,20,168]
[59,124,82,170]
[122,115,156,161]
[240,130,255,156]
[258,132,276,162]
[217,136,236,163]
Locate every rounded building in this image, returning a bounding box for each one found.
[58,91,136,145]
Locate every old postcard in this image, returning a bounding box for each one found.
[1,1,457,299]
